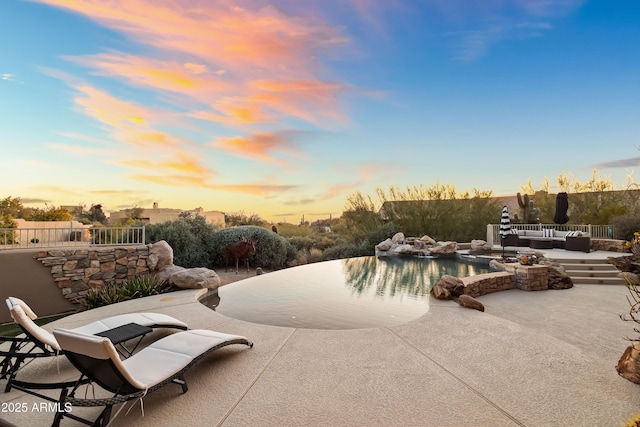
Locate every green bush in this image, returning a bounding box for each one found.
[613,214,640,241]
[146,214,219,268]
[207,225,295,270]
[322,242,371,260]
[363,222,401,247]
[83,276,169,309]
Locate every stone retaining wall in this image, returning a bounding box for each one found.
[460,272,516,298]
[591,238,629,253]
[34,246,150,303]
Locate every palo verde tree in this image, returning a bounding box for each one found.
[520,169,639,225]
[343,183,500,242]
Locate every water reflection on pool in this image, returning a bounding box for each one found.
[200,256,488,330]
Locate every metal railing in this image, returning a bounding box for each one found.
[486,223,614,247]
[0,226,146,249]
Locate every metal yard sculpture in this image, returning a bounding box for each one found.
[225,236,259,274]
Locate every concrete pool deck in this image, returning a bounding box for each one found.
[2,249,640,426]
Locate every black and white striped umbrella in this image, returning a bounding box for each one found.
[500,206,511,241]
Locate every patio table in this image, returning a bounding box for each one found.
[95,322,153,358]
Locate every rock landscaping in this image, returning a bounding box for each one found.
[375,232,458,257]
[34,240,222,303]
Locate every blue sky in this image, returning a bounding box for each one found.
[1,0,639,222]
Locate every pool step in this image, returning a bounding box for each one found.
[550,258,623,285]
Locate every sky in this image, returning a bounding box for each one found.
[1,0,639,223]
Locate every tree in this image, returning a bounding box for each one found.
[74,203,108,225]
[343,184,500,242]
[124,206,144,220]
[26,205,73,221]
[520,169,638,225]
[0,214,18,244]
[0,196,26,218]
[224,211,267,227]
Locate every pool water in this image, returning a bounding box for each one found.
[200,256,489,330]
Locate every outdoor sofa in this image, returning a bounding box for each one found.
[504,229,591,252]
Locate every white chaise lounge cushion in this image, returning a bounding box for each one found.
[71,313,188,335]
[9,305,61,351]
[6,297,38,320]
[53,328,249,391]
[6,296,188,354]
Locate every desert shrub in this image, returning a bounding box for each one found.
[207,226,295,270]
[613,215,640,241]
[83,276,168,309]
[322,242,371,260]
[363,222,401,247]
[287,235,316,252]
[307,248,324,263]
[276,222,312,237]
[291,248,325,266]
[286,233,346,252]
[146,214,218,268]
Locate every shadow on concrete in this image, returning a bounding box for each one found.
[0,250,77,324]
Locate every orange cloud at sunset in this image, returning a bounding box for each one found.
[40,0,348,128]
[214,132,302,164]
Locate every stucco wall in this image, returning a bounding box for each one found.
[0,250,77,324]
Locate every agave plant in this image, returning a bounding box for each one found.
[82,276,169,309]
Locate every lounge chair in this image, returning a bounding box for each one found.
[1,297,188,393]
[51,328,253,426]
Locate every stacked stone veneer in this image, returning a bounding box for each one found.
[504,264,548,291]
[460,272,516,298]
[34,246,150,303]
[590,238,629,253]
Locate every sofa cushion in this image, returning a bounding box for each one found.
[543,228,555,238]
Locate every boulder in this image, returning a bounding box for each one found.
[430,283,451,300]
[430,241,458,256]
[435,275,465,297]
[617,343,640,384]
[391,232,405,244]
[489,260,507,271]
[375,238,393,252]
[619,271,640,284]
[458,295,485,312]
[169,267,221,290]
[154,264,185,282]
[539,258,574,290]
[147,240,173,271]
[547,265,574,290]
[470,239,490,251]
[420,235,437,246]
[392,244,419,255]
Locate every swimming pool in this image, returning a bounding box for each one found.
[200,256,489,330]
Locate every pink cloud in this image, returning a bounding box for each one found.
[213,132,303,164]
[39,0,349,127]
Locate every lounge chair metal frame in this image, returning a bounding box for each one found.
[51,328,253,427]
[1,297,188,394]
